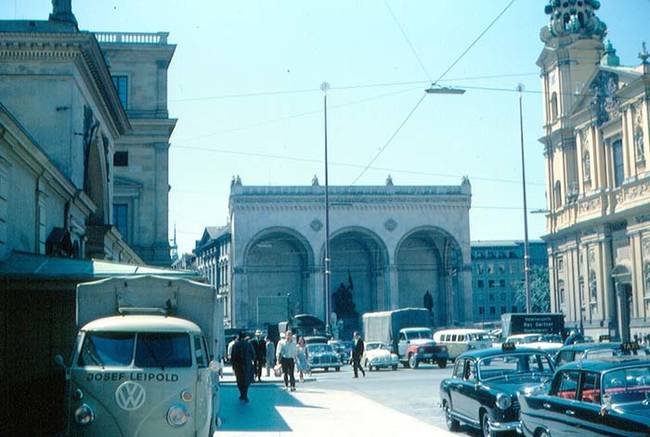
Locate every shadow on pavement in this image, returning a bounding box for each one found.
[219,384,324,432]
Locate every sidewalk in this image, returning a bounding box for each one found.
[215,384,456,437]
[220,366,316,384]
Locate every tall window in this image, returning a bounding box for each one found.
[558,280,566,312]
[612,139,624,187]
[550,92,558,121]
[644,263,650,313]
[111,75,128,109]
[589,271,598,315]
[113,203,129,242]
[554,181,562,208]
[583,151,591,182]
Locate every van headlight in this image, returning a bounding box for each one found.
[496,393,512,410]
[74,404,95,425]
[167,404,190,427]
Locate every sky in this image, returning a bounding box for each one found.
[3,0,650,255]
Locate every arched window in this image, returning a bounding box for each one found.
[550,92,559,120]
[554,181,562,208]
[583,151,591,182]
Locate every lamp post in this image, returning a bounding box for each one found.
[321,81,332,333]
[517,83,532,314]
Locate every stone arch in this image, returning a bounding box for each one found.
[394,226,464,326]
[320,226,389,335]
[243,227,314,327]
[85,132,109,225]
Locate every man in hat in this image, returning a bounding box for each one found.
[250,329,267,382]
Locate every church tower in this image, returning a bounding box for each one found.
[537,0,607,219]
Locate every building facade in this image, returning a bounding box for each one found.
[197,176,473,330]
[471,240,547,324]
[538,1,650,340]
[194,226,232,325]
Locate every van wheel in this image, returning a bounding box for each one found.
[437,359,448,368]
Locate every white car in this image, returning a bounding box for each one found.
[363,342,399,371]
[505,333,564,352]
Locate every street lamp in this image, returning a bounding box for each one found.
[517,83,532,314]
[321,81,332,334]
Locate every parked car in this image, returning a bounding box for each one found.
[434,329,493,360]
[328,340,353,363]
[440,344,555,437]
[398,327,449,368]
[305,343,341,372]
[554,341,650,367]
[363,342,399,371]
[519,356,650,436]
[505,333,564,356]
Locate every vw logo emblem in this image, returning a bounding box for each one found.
[115,381,146,411]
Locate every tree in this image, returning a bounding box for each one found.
[514,266,551,313]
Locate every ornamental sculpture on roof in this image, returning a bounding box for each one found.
[541,0,607,43]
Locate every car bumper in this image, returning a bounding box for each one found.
[488,419,522,434]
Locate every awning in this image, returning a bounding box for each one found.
[0,251,201,281]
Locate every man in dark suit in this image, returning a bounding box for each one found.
[231,331,255,402]
[352,331,365,378]
[249,330,266,382]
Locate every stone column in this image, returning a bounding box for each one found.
[389,264,399,310]
[616,282,631,342]
[313,268,325,320]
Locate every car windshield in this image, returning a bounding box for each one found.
[603,366,650,404]
[79,332,135,367]
[366,343,388,351]
[134,332,192,368]
[407,330,432,339]
[478,353,553,381]
[307,344,333,353]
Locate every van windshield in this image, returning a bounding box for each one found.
[135,332,192,368]
[79,332,135,367]
[79,331,192,368]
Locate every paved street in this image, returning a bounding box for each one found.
[217,363,481,436]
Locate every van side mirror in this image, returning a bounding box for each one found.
[54,354,66,369]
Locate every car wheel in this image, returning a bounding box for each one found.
[391,364,398,371]
[481,412,496,437]
[437,359,448,369]
[408,354,419,369]
[443,402,460,432]
[537,430,550,437]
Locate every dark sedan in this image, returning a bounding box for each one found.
[519,357,650,436]
[440,344,555,437]
[555,341,650,367]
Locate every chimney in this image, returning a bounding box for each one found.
[49,0,78,29]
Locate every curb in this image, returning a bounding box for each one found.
[220,376,317,385]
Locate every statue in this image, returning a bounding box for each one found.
[332,271,357,319]
[50,0,78,26]
[423,290,433,313]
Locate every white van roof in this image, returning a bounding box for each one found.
[82,315,202,333]
[435,328,489,335]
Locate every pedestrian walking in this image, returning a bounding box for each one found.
[265,336,276,377]
[296,336,310,383]
[250,330,266,382]
[276,330,297,391]
[352,331,365,378]
[230,331,255,402]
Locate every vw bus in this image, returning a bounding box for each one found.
[433,328,492,360]
[57,276,224,436]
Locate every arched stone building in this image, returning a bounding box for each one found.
[221,177,472,329]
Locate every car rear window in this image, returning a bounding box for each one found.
[135,333,192,368]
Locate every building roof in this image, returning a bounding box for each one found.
[231,184,470,197]
[0,251,200,280]
[82,315,201,333]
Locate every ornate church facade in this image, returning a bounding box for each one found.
[539,1,650,340]
[198,176,473,330]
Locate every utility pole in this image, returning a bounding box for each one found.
[321,82,332,332]
[517,84,532,313]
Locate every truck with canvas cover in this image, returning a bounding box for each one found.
[57,275,224,437]
[362,308,448,368]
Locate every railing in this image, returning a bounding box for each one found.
[94,32,169,45]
